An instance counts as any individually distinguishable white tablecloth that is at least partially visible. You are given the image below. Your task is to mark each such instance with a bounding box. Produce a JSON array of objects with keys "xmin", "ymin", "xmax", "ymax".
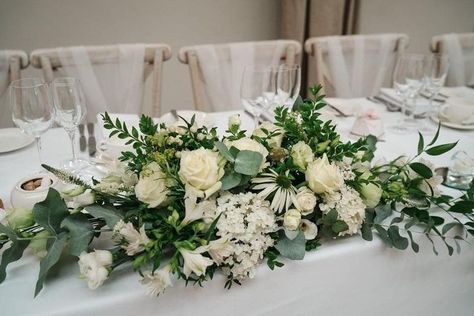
[{"xmin": 1, "ymin": 103, "xmax": 474, "ymax": 316}]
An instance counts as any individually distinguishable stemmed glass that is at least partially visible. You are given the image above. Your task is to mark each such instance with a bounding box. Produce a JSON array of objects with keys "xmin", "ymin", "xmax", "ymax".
[
  {"xmin": 391, "ymin": 54, "xmax": 426, "ymax": 134},
  {"xmin": 10, "ymin": 78, "xmax": 53, "ymax": 164},
  {"xmin": 240, "ymin": 65, "xmax": 277, "ymax": 127},
  {"xmin": 51, "ymin": 77, "xmax": 88, "ymax": 171},
  {"xmin": 275, "ymin": 65, "xmax": 301, "ymax": 109}
]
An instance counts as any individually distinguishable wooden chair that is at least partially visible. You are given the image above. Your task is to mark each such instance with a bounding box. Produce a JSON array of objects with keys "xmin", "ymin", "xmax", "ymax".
[
  {"xmin": 431, "ymin": 33, "xmax": 474, "ymax": 87},
  {"xmin": 30, "ymin": 44, "xmax": 172, "ymax": 117},
  {"xmin": 178, "ymin": 40, "xmax": 301, "ymax": 111},
  {"xmin": 305, "ymin": 34, "xmax": 409, "ymax": 97}
]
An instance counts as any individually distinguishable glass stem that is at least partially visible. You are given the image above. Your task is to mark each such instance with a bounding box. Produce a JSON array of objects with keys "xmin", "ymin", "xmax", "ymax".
[
  {"xmin": 253, "ymin": 114, "xmax": 259, "ymax": 129},
  {"xmin": 67, "ymin": 129, "xmax": 77, "ymax": 161},
  {"xmin": 35, "ymin": 136, "xmax": 42, "ymax": 164}
]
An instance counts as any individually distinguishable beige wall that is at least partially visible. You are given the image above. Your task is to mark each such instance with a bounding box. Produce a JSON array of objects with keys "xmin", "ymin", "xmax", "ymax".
[
  {"xmin": 0, "ymin": 0, "xmax": 281, "ymax": 114},
  {"xmin": 357, "ymin": 0, "xmax": 474, "ymax": 53}
]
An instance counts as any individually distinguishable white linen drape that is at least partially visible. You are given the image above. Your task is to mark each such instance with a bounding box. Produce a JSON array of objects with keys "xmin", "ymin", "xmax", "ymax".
[
  {"xmin": 57, "ymin": 44, "xmax": 146, "ymax": 122},
  {"xmin": 322, "ymin": 35, "xmax": 396, "ymax": 97},
  {"xmin": 441, "ymin": 34, "xmax": 474, "ymax": 86},
  {"xmin": 194, "ymin": 41, "xmax": 286, "ymax": 111},
  {"xmin": 0, "ymin": 52, "xmax": 12, "ymax": 128}
]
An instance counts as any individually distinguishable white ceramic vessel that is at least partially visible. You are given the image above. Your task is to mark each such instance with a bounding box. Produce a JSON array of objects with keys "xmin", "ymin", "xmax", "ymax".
[{"xmin": 10, "ymin": 174, "xmax": 58, "ymax": 209}]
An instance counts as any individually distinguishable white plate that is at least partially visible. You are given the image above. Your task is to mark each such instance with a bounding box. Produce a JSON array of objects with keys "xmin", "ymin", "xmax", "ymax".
[
  {"xmin": 430, "ymin": 115, "xmax": 474, "ymax": 131},
  {"xmin": 0, "ymin": 128, "xmax": 35, "ymax": 153}
]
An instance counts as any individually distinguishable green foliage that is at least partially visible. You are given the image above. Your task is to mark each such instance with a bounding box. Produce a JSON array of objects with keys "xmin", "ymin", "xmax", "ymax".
[
  {"xmin": 33, "ymin": 189, "xmax": 70, "ymax": 235},
  {"xmin": 84, "ymin": 205, "xmax": 124, "ymax": 228},
  {"xmin": 234, "ymin": 151, "xmax": 263, "ymax": 176},
  {"xmin": 275, "ymin": 231, "xmax": 306, "ymax": 260},
  {"xmin": 0, "ymin": 223, "xmax": 30, "ymax": 283},
  {"xmin": 61, "ymin": 214, "xmax": 94, "ymax": 256}
]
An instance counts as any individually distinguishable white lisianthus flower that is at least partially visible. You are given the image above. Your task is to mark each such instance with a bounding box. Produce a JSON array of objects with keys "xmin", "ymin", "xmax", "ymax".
[
  {"xmin": 252, "ymin": 121, "xmax": 284, "ymax": 148},
  {"xmin": 178, "ymin": 148, "xmax": 225, "ymax": 198},
  {"xmin": 300, "ymin": 219, "xmax": 318, "ymax": 240},
  {"xmin": 113, "ymin": 220, "xmax": 150, "ymax": 256},
  {"xmin": 135, "ymin": 162, "xmax": 170, "ymax": 208},
  {"xmin": 305, "ymin": 154, "xmax": 343, "ymax": 194},
  {"xmin": 179, "ymin": 247, "xmax": 214, "ymax": 277},
  {"xmin": 140, "ymin": 265, "xmax": 173, "ymax": 297},
  {"xmin": 283, "ymin": 209, "xmax": 301, "ymax": 231},
  {"xmin": 290, "ymin": 141, "xmax": 314, "ymax": 171},
  {"xmin": 228, "ymin": 114, "xmax": 241, "ymax": 129},
  {"xmin": 182, "ymin": 191, "xmax": 217, "ymax": 225},
  {"xmin": 231, "ymin": 137, "xmax": 269, "ymax": 170},
  {"xmin": 295, "ymin": 187, "xmax": 317, "ymax": 215},
  {"xmin": 207, "ymin": 237, "xmax": 233, "ymax": 265},
  {"xmin": 359, "ymin": 172, "xmax": 383, "ymax": 208},
  {"xmin": 78, "ymin": 250, "xmax": 113, "ymax": 289}
]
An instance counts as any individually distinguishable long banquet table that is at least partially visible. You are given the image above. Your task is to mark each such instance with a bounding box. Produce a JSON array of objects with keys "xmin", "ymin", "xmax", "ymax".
[{"xmin": 1, "ymin": 100, "xmax": 474, "ymax": 316}]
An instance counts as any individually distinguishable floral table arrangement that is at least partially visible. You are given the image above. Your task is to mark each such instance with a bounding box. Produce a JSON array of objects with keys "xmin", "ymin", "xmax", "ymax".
[{"xmin": 0, "ymin": 86, "xmax": 473, "ymax": 297}]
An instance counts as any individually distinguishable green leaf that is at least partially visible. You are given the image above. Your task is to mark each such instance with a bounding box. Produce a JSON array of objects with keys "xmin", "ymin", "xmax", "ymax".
[
  {"xmin": 215, "ymin": 141, "xmax": 234, "ymax": 163},
  {"xmin": 324, "ymin": 209, "xmax": 338, "ymax": 224},
  {"xmin": 61, "ymin": 214, "xmax": 94, "ymax": 256},
  {"xmin": 428, "ymin": 123, "xmax": 441, "ymax": 146},
  {"xmin": 0, "ymin": 223, "xmax": 29, "ymax": 283},
  {"xmin": 84, "ymin": 205, "xmax": 124, "ymax": 228},
  {"xmin": 374, "ymin": 224, "xmax": 392, "ymax": 247},
  {"xmin": 406, "ymin": 231, "xmax": 419, "ymax": 253},
  {"xmin": 442, "ymin": 222, "xmax": 458, "ymax": 235},
  {"xmin": 206, "ymin": 213, "xmax": 222, "ymax": 242},
  {"xmin": 361, "ymin": 213, "xmax": 373, "ymax": 241},
  {"xmin": 33, "ymin": 188, "xmax": 70, "ymax": 235},
  {"xmin": 425, "ymin": 141, "xmax": 458, "ymax": 156},
  {"xmin": 234, "ymin": 150, "xmax": 263, "ymax": 176},
  {"xmin": 448, "ymin": 200, "xmax": 474, "ymax": 214},
  {"xmin": 417, "ymin": 132, "xmax": 424, "ymax": 155},
  {"xmin": 409, "ymin": 162, "xmax": 433, "ymax": 179},
  {"xmin": 292, "ymin": 95, "xmax": 304, "ymax": 111},
  {"xmin": 35, "ymin": 233, "xmax": 68, "ymax": 297},
  {"xmin": 374, "ymin": 205, "xmax": 392, "ymax": 224},
  {"xmin": 275, "ymin": 231, "xmax": 306, "ymax": 260},
  {"xmin": 332, "ymin": 220, "xmax": 349, "ymax": 234},
  {"xmin": 387, "ymin": 226, "xmax": 409, "ymax": 250},
  {"xmin": 220, "ymin": 170, "xmax": 242, "ymax": 190}
]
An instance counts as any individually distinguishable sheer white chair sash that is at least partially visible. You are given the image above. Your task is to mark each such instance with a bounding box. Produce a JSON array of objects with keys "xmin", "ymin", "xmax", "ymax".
[{"xmin": 436, "ymin": 33, "xmax": 474, "ymax": 86}]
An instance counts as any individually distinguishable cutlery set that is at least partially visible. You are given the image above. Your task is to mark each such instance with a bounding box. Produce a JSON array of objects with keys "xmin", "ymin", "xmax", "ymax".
[{"xmin": 78, "ymin": 123, "xmax": 96, "ymax": 157}]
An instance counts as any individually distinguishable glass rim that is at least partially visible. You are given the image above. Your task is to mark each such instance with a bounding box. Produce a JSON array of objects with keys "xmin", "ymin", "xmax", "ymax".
[
  {"xmin": 52, "ymin": 77, "xmax": 81, "ymax": 85},
  {"xmin": 10, "ymin": 78, "xmax": 46, "ymax": 89}
]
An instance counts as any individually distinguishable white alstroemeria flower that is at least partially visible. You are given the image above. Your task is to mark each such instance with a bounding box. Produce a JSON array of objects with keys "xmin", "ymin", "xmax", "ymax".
[
  {"xmin": 182, "ymin": 190, "xmax": 217, "ymax": 225},
  {"xmin": 68, "ymin": 189, "xmax": 95, "ymax": 209},
  {"xmin": 207, "ymin": 238, "xmax": 233, "ymax": 265},
  {"xmin": 78, "ymin": 250, "xmax": 113, "ymax": 289},
  {"xmin": 179, "ymin": 247, "xmax": 214, "ymax": 277},
  {"xmin": 113, "ymin": 220, "xmax": 150, "ymax": 256},
  {"xmin": 140, "ymin": 265, "xmax": 173, "ymax": 297},
  {"xmin": 300, "ymin": 219, "xmax": 318, "ymax": 240}
]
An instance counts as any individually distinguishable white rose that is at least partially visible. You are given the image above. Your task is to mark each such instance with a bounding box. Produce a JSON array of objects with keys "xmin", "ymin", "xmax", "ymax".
[
  {"xmin": 283, "ymin": 209, "xmax": 301, "ymax": 231},
  {"xmin": 78, "ymin": 250, "xmax": 113, "ymax": 289},
  {"xmin": 252, "ymin": 122, "xmax": 284, "ymax": 148},
  {"xmin": 135, "ymin": 162, "xmax": 170, "ymax": 208},
  {"xmin": 291, "ymin": 141, "xmax": 314, "ymax": 171},
  {"xmin": 228, "ymin": 114, "xmax": 241, "ymax": 129},
  {"xmin": 140, "ymin": 265, "xmax": 173, "ymax": 297},
  {"xmin": 305, "ymin": 154, "xmax": 343, "ymax": 194},
  {"xmin": 231, "ymin": 137, "xmax": 269, "ymax": 170},
  {"xmin": 179, "ymin": 148, "xmax": 225, "ymax": 198},
  {"xmin": 113, "ymin": 220, "xmax": 150, "ymax": 256},
  {"xmin": 295, "ymin": 187, "xmax": 317, "ymax": 215},
  {"xmin": 300, "ymin": 219, "xmax": 318, "ymax": 240},
  {"xmin": 359, "ymin": 172, "xmax": 383, "ymax": 209},
  {"xmin": 179, "ymin": 247, "xmax": 214, "ymax": 277}
]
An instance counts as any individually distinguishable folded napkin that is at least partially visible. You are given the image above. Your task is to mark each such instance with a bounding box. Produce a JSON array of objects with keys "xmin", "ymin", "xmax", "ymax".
[
  {"xmin": 351, "ymin": 109, "xmax": 385, "ymax": 139},
  {"xmin": 441, "ymin": 87, "xmax": 474, "ymax": 104}
]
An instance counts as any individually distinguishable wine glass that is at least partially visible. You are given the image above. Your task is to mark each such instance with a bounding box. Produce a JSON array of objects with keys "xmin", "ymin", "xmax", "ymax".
[
  {"xmin": 10, "ymin": 78, "xmax": 53, "ymax": 164},
  {"xmin": 391, "ymin": 54, "xmax": 426, "ymax": 134},
  {"xmin": 240, "ymin": 65, "xmax": 277, "ymax": 127},
  {"xmin": 51, "ymin": 77, "xmax": 88, "ymax": 171},
  {"xmin": 424, "ymin": 54, "xmax": 449, "ymax": 111},
  {"xmin": 275, "ymin": 64, "xmax": 301, "ymax": 109}
]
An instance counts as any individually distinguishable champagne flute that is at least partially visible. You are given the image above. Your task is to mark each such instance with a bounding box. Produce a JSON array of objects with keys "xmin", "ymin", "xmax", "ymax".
[
  {"xmin": 276, "ymin": 64, "xmax": 301, "ymax": 109},
  {"xmin": 391, "ymin": 54, "xmax": 426, "ymax": 134},
  {"xmin": 240, "ymin": 65, "xmax": 277, "ymax": 127},
  {"xmin": 10, "ymin": 78, "xmax": 53, "ymax": 164},
  {"xmin": 51, "ymin": 77, "xmax": 88, "ymax": 170}
]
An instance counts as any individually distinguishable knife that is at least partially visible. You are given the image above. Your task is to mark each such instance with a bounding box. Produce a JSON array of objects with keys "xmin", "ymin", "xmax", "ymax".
[
  {"xmin": 78, "ymin": 124, "xmax": 86, "ymax": 152},
  {"xmin": 87, "ymin": 123, "xmax": 96, "ymax": 157}
]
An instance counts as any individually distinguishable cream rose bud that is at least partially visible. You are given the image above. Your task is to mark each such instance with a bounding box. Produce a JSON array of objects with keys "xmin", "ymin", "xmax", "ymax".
[
  {"xmin": 179, "ymin": 148, "xmax": 225, "ymax": 198},
  {"xmin": 228, "ymin": 114, "xmax": 241, "ymax": 129},
  {"xmin": 295, "ymin": 187, "xmax": 317, "ymax": 215},
  {"xmin": 283, "ymin": 209, "xmax": 301, "ymax": 231},
  {"xmin": 305, "ymin": 154, "xmax": 343, "ymax": 194},
  {"xmin": 252, "ymin": 121, "xmax": 284, "ymax": 148},
  {"xmin": 78, "ymin": 250, "xmax": 113, "ymax": 289},
  {"xmin": 300, "ymin": 219, "xmax": 318, "ymax": 240},
  {"xmin": 135, "ymin": 162, "xmax": 170, "ymax": 208},
  {"xmin": 290, "ymin": 141, "xmax": 314, "ymax": 171},
  {"xmin": 231, "ymin": 137, "xmax": 269, "ymax": 170},
  {"xmin": 359, "ymin": 172, "xmax": 383, "ymax": 208}
]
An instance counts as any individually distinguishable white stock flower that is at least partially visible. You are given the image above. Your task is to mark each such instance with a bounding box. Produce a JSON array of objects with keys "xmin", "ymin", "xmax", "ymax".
[
  {"xmin": 291, "ymin": 141, "xmax": 314, "ymax": 171},
  {"xmin": 300, "ymin": 219, "xmax": 318, "ymax": 240},
  {"xmin": 283, "ymin": 209, "xmax": 301, "ymax": 231},
  {"xmin": 231, "ymin": 137, "xmax": 269, "ymax": 171},
  {"xmin": 78, "ymin": 250, "xmax": 113, "ymax": 289},
  {"xmin": 182, "ymin": 192, "xmax": 217, "ymax": 225},
  {"xmin": 228, "ymin": 114, "xmax": 241, "ymax": 129},
  {"xmin": 252, "ymin": 122, "xmax": 284, "ymax": 148},
  {"xmin": 113, "ymin": 220, "xmax": 150, "ymax": 256},
  {"xmin": 305, "ymin": 154, "xmax": 343, "ymax": 194},
  {"xmin": 140, "ymin": 265, "xmax": 173, "ymax": 297},
  {"xmin": 179, "ymin": 148, "xmax": 225, "ymax": 198},
  {"xmin": 135, "ymin": 162, "xmax": 170, "ymax": 208},
  {"xmin": 295, "ymin": 187, "xmax": 317, "ymax": 215},
  {"xmin": 179, "ymin": 247, "xmax": 214, "ymax": 277}
]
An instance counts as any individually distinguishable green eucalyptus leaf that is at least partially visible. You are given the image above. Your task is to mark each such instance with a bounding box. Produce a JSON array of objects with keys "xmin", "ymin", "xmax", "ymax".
[
  {"xmin": 448, "ymin": 200, "xmax": 474, "ymax": 214},
  {"xmin": 442, "ymin": 222, "xmax": 458, "ymax": 235},
  {"xmin": 425, "ymin": 142, "xmax": 458, "ymax": 156},
  {"xmin": 215, "ymin": 142, "xmax": 234, "ymax": 162},
  {"xmin": 220, "ymin": 170, "xmax": 242, "ymax": 190},
  {"xmin": 84, "ymin": 205, "xmax": 124, "ymax": 228},
  {"xmin": 387, "ymin": 226, "xmax": 409, "ymax": 250},
  {"xmin": 406, "ymin": 231, "xmax": 419, "ymax": 253},
  {"xmin": 409, "ymin": 162, "xmax": 433, "ymax": 179},
  {"xmin": 61, "ymin": 214, "xmax": 94, "ymax": 256},
  {"xmin": 234, "ymin": 150, "xmax": 263, "ymax": 176},
  {"xmin": 275, "ymin": 230, "xmax": 306, "ymax": 260},
  {"xmin": 374, "ymin": 224, "xmax": 392, "ymax": 247},
  {"xmin": 332, "ymin": 220, "xmax": 349, "ymax": 234},
  {"xmin": 0, "ymin": 223, "xmax": 29, "ymax": 283},
  {"xmin": 374, "ymin": 205, "xmax": 392, "ymax": 224},
  {"xmin": 33, "ymin": 188, "xmax": 70, "ymax": 235}
]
